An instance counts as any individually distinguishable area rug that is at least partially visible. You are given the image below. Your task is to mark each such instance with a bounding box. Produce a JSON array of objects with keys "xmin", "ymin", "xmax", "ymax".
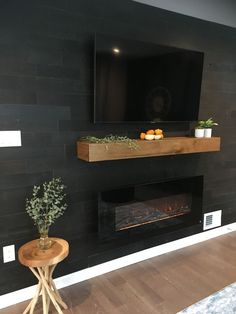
[{"xmin": 177, "ymin": 282, "xmax": 236, "ymax": 314}]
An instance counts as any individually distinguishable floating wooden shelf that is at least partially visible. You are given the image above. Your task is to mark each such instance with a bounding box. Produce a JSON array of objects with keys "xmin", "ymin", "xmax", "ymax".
[{"xmin": 77, "ymin": 137, "xmax": 221, "ymax": 162}]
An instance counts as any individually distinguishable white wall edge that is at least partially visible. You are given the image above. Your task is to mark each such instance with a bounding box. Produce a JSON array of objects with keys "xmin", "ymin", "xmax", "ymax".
[{"xmin": 1, "ymin": 222, "xmax": 236, "ymax": 309}]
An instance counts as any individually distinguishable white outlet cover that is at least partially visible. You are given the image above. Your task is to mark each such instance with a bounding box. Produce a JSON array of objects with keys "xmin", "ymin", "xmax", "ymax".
[
  {"xmin": 0, "ymin": 131, "xmax": 21, "ymax": 147},
  {"xmin": 3, "ymin": 245, "xmax": 15, "ymax": 263}
]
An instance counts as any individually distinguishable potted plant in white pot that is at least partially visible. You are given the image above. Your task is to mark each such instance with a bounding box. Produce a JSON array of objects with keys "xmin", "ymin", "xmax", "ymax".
[
  {"xmin": 194, "ymin": 125, "xmax": 204, "ymax": 138},
  {"xmin": 197, "ymin": 118, "xmax": 218, "ymax": 138},
  {"xmin": 26, "ymin": 177, "xmax": 67, "ymax": 250}
]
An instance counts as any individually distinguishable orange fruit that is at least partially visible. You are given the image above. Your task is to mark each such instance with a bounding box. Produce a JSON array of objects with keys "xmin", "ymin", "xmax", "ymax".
[
  {"xmin": 140, "ymin": 132, "xmax": 146, "ymax": 140},
  {"xmin": 146, "ymin": 129, "xmax": 155, "ymax": 135},
  {"xmin": 155, "ymin": 129, "xmax": 163, "ymax": 135}
]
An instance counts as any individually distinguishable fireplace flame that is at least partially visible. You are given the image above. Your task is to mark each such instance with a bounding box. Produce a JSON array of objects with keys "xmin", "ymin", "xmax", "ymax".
[{"xmin": 116, "ymin": 193, "xmax": 191, "ymax": 231}]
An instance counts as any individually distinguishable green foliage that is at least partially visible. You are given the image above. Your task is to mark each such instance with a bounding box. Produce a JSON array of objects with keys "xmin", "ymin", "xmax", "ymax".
[
  {"xmin": 26, "ymin": 178, "xmax": 67, "ymax": 232},
  {"xmin": 197, "ymin": 118, "xmax": 218, "ymax": 128},
  {"xmin": 81, "ymin": 135, "xmax": 139, "ymax": 150}
]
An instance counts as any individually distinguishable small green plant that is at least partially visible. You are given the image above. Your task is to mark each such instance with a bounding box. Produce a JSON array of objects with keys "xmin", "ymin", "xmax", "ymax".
[
  {"xmin": 197, "ymin": 117, "xmax": 218, "ymax": 128},
  {"xmin": 26, "ymin": 178, "xmax": 67, "ymax": 234},
  {"xmin": 81, "ymin": 135, "xmax": 139, "ymax": 150},
  {"xmin": 195, "ymin": 125, "xmax": 204, "ymax": 129}
]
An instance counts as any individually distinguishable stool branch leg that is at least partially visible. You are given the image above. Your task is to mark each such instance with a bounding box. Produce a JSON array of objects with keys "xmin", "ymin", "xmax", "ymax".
[
  {"xmin": 23, "ymin": 282, "xmax": 41, "ymax": 314},
  {"xmin": 37, "ymin": 266, "xmax": 64, "ymax": 314},
  {"xmin": 49, "ymin": 265, "xmax": 68, "ymax": 310},
  {"xmin": 45, "ymin": 266, "xmax": 50, "ymax": 313},
  {"xmin": 23, "ymin": 265, "xmax": 67, "ymax": 314},
  {"xmin": 30, "ymin": 282, "xmax": 42, "ymax": 314}
]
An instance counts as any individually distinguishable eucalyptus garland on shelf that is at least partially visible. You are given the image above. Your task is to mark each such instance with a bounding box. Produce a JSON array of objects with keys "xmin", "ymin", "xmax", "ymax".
[{"xmin": 81, "ymin": 135, "xmax": 139, "ymax": 150}]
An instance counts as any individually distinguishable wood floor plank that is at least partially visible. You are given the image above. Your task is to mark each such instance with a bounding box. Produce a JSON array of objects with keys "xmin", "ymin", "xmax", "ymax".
[{"xmin": 2, "ymin": 231, "xmax": 236, "ymax": 314}]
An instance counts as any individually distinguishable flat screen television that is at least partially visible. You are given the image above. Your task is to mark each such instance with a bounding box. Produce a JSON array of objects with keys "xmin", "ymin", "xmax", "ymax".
[{"xmin": 94, "ymin": 34, "xmax": 204, "ymax": 123}]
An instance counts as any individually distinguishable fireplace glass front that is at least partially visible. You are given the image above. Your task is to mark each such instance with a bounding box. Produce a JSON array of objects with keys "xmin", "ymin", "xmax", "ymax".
[{"xmin": 98, "ymin": 176, "xmax": 203, "ymax": 238}]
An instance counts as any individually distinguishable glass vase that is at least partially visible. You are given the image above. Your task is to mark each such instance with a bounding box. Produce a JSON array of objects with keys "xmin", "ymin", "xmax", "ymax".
[{"xmin": 38, "ymin": 226, "xmax": 52, "ymax": 250}]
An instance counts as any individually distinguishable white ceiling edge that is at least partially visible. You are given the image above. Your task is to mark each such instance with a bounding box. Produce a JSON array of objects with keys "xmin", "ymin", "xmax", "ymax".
[{"xmin": 133, "ymin": 0, "xmax": 236, "ymax": 29}]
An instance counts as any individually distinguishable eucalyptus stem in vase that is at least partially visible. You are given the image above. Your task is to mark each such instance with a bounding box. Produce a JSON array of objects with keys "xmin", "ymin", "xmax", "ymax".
[{"xmin": 26, "ymin": 178, "xmax": 67, "ymax": 250}]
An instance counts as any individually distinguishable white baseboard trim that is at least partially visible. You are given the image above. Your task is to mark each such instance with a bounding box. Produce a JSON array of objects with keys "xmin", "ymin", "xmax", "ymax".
[{"xmin": 1, "ymin": 222, "xmax": 236, "ymax": 310}]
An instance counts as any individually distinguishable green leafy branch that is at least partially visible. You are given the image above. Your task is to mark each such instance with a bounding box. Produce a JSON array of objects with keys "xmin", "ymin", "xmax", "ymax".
[
  {"xmin": 197, "ymin": 117, "xmax": 218, "ymax": 128},
  {"xmin": 81, "ymin": 135, "xmax": 139, "ymax": 150},
  {"xmin": 26, "ymin": 177, "xmax": 67, "ymax": 233}
]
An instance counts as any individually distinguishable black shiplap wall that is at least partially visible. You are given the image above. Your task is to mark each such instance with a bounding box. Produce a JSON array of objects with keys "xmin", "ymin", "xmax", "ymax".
[{"xmin": 0, "ymin": 0, "xmax": 235, "ymax": 294}]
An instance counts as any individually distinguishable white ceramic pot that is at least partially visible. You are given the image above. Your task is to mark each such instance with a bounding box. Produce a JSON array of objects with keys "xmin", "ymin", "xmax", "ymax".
[
  {"xmin": 204, "ymin": 128, "xmax": 212, "ymax": 138},
  {"xmin": 195, "ymin": 128, "xmax": 204, "ymax": 138}
]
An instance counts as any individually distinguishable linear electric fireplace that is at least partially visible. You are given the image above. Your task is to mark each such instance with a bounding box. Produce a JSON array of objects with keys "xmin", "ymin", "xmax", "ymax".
[{"xmin": 98, "ymin": 176, "xmax": 203, "ymax": 239}]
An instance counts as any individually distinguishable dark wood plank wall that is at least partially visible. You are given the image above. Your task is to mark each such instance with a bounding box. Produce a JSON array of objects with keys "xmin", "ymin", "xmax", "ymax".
[{"xmin": 0, "ymin": 0, "xmax": 235, "ymax": 294}]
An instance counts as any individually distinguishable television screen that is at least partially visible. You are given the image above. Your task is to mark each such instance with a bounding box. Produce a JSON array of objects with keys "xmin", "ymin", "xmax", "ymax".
[{"xmin": 94, "ymin": 34, "xmax": 204, "ymax": 123}]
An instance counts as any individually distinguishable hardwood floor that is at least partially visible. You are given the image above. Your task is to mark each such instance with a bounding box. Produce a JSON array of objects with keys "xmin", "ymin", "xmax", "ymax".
[{"xmin": 2, "ymin": 231, "xmax": 236, "ymax": 314}]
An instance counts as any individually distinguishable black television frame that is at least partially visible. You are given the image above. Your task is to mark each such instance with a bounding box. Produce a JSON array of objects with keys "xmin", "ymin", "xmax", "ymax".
[{"xmin": 93, "ymin": 33, "xmax": 204, "ymax": 124}]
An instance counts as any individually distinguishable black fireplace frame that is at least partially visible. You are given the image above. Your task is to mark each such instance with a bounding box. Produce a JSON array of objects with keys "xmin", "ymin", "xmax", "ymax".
[{"xmin": 98, "ymin": 176, "xmax": 203, "ymax": 240}]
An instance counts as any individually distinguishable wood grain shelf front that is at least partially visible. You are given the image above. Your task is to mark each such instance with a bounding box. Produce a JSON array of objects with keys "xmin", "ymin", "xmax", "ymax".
[{"xmin": 77, "ymin": 137, "xmax": 221, "ymax": 162}]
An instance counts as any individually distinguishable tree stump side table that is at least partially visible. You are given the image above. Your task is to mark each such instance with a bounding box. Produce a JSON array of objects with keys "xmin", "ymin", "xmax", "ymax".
[{"xmin": 18, "ymin": 238, "xmax": 69, "ymax": 314}]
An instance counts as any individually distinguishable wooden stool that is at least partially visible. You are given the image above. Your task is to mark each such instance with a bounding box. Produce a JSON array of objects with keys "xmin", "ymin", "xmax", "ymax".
[{"xmin": 18, "ymin": 238, "xmax": 69, "ymax": 314}]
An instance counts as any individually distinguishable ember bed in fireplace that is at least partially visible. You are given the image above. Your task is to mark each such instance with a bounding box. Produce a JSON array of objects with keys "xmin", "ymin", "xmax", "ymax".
[{"xmin": 98, "ymin": 176, "xmax": 203, "ymax": 239}]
